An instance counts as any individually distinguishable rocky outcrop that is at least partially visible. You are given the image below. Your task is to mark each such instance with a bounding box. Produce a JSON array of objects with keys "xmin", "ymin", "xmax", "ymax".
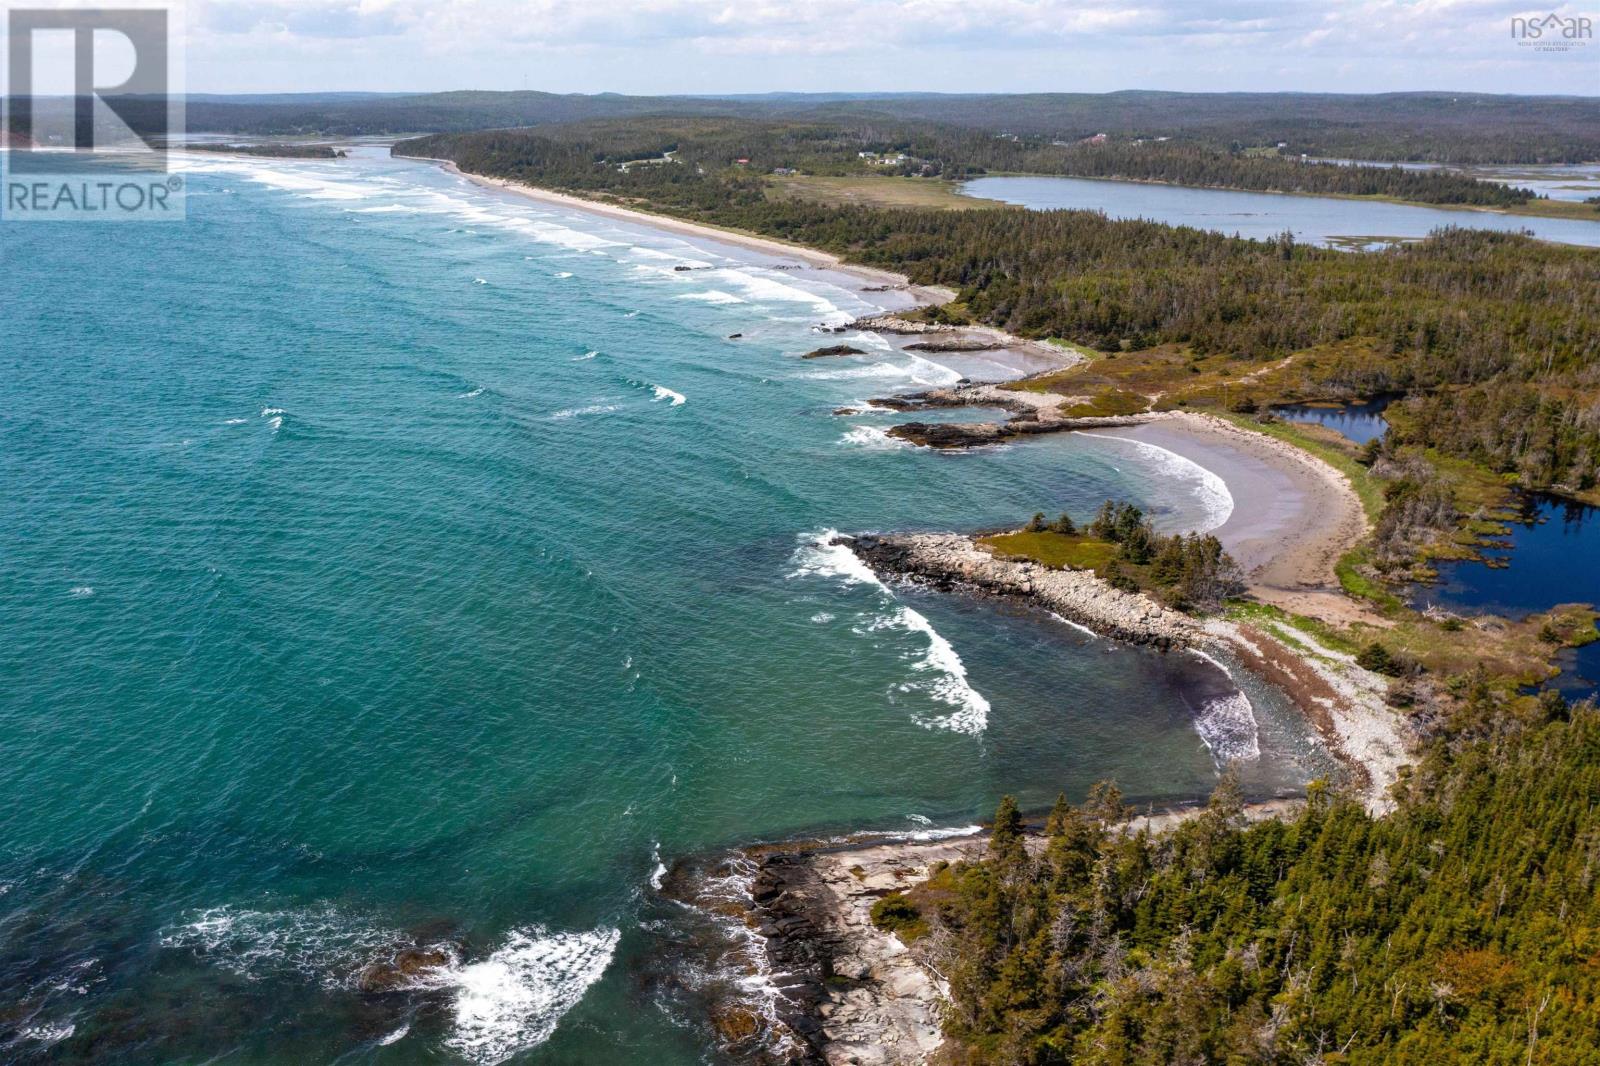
[
  {"xmin": 742, "ymin": 835, "xmax": 988, "ymax": 1065},
  {"xmin": 902, "ymin": 339, "xmax": 1004, "ymax": 353},
  {"xmin": 356, "ymin": 944, "xmax": 459, "ymax": 993},
  {"xmin": 872, "ymin": 384, "xmax": 1149, "ymax": 449},
  {"xmin": 827, "ymin": 314, "xmax": 956, "ymax": 335},
  {"xmin": 804, "ymin": 344, "xmax": 868, "ymax": 359},
  {"xmin": 844, "ymin": 532, "xmax": 1199, "ymax": 650}
]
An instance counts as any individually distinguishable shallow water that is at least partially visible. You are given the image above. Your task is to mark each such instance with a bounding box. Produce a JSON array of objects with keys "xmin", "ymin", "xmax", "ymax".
[
  {"xmin": 1, "ymin": 149, "xmax": 1320, "ymax": 1063},
  {"xmin": 960, "ymin": 175, "xmax": 1600, "ymax": 248}
]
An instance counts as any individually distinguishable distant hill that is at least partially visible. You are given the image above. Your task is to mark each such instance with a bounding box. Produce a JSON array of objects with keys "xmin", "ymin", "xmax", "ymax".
[{"xmin": 15, "ymin": 90, "xmax": 1599, "ymax": 163}]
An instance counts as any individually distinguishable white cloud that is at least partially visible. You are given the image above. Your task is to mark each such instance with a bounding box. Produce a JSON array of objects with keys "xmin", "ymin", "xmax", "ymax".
[{"xmin": 175, "ymin": 0, "xmax": 1600, "ymax": 92}]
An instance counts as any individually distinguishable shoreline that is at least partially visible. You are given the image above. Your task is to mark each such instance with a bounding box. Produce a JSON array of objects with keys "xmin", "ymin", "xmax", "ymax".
[
  {"xmin": 434, "ymin": 159, "xmax": 954, "ymax": 305},
  {"xmin": 417, "ymin": 157, "xmax": 1074, "ymax": 370},
  {"xmin": 666, "ymin": 797, "xmax": 1304, "ymax": 1065},
  {"xmin": 409, "ymin": 149, "xmax": 1414, "ymax": 1059}
]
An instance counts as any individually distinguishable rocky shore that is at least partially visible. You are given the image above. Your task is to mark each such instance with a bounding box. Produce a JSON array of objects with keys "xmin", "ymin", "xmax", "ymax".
[
  {"xmin": 846, "ymin": 532, "xmax": 1198, "ymax": 649},
  {"xmin": 671, "ymin": 798, "xmax": 1309, "ymax": 1065},
  {"xmin": 842, "ymin": 531, "xmax": 1410, "ymax": 812}
]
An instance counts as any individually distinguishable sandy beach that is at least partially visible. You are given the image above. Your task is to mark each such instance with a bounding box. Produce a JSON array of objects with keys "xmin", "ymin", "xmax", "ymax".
[
  {"xmin": 426, "ymin": 160, "xmax": 1076, "ymax": 378},
  {"xmin": 439, "ymin": 161, "xmax": 955, "ymax": 305},
  {"xmin": 1088, "ymin": 412, "xmax": 1375, "ymax": 625}
]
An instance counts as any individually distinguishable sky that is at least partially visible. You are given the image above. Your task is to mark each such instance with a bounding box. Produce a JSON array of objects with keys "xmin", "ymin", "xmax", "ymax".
[{"xmin": 11, "ymin": 0, "xmax": 1600, "ymax": 95}]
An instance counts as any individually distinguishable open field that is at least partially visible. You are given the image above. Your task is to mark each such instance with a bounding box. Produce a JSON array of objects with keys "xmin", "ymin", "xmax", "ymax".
[{"xmin": 767, "ymin": 174, "xmax": 1008, "ymax": 211}]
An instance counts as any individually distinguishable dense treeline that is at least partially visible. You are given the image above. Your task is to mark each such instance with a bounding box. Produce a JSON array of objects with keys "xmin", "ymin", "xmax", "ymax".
[
  {"xmin": 1031, "ymin": 501, "xmax": 1244, "ymax": 610},
  {"xmin": 405, "ymin": 117, "xmax": 1535, "ymax": 206},
  {"xmin": 901, "ymin": 691, "xmax": 1600, "ymax": 1064},
  {"xmin": 149, "ymin": 90, "xmax": 1600, "ymax": 163}
]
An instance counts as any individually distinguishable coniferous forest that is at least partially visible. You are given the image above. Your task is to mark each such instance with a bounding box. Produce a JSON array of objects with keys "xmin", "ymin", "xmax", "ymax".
[{"xmin": 901, "ymin": 690, "xmax": 1600, "ymax": 1065}]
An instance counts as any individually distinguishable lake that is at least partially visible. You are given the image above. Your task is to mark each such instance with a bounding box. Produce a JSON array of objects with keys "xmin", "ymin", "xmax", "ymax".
[
  {"xmin": 1272, "ymin": 398, "xmax": 1391, "ymax": 445},
  {"xmin": 1410, "ymin": 493, "xmax": 1600, "ymax": 700},
  {"xmin": 959, "ymin": 175, "xmax": 1600, "ymax": 249}
]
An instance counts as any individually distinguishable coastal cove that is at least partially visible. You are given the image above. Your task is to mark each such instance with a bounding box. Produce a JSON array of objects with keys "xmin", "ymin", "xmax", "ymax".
[{"xmin": 1, "ymin": 149, "xmax": 1353, "ymax": 1065}]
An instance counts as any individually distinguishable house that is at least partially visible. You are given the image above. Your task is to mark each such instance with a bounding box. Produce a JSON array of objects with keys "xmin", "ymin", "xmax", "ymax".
[
  {"xmin": 772, "ymin": 167, "xmax": 798, "ymax": 176},
  {"xmin": 734, "ymin": 157, "xmax": 750, "ymax": 166},
  {"xmin": 1082, "ymin": 132, "xmax": 1109, "ymax": 145}
]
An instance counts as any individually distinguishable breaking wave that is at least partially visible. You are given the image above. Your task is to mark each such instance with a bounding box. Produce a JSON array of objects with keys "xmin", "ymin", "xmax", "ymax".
[
  {"xmin": 789, "ymin": 530, "xmax": 990, "ymax": 734},
  {"xmin": 1089, "ymin": 434, "xmax": 1234, "ymax": 532},
  {"xmin": 158, "ymin": 905, "xmax": 617, "ymax": 1064}
]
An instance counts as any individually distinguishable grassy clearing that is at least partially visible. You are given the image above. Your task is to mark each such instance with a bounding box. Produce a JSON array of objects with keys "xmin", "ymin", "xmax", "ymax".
[
  {"xmin": 978, "ymin": 531, "xmax": 1119, "ymax": 572},
  {"xmin": 1227, "ymin": 601, "xmax": 1364, "ymax": 656},
  {"xmin": 767, "ymin": 174, "xmax": 1007, "ymax": 211}
]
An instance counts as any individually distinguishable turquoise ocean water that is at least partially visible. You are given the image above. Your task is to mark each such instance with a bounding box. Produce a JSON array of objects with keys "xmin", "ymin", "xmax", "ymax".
[{"xmin": 1, "ymin": 149, "xmax": 1322, "ymax": 1063}]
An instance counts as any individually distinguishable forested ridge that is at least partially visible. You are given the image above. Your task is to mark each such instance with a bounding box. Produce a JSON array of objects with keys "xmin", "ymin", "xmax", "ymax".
[
  {"xmin": 400, "ymin": 122, "xmax": 1600, "ymax": 498},
  {"xmin": 151, "ymin": 90, "xmax": 1600, "ymax": 163},
  {"xmin": 404, "ymin": 118, "xmax": 1540, "ymax": 206},
  {"xmin": 888, "ymin": 689, "xmax": 1600, "ymax": 1065}
]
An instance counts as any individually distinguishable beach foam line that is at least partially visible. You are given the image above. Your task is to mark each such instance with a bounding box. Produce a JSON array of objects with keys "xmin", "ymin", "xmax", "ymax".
[
  {"xmin": 1187, "ymin": 650, "xmax": 1262, "ymax": 764},
  {"xmin": 650, "ymin": 385, "xmax": 687, "ymax": 406},
  {"xmin": 1088, "ymin": 433, "xmax": 1235, "ymax": 532},
  {"xmin": 1192, "ymin": 691, "xmax": 1262, "ymax": 764},
  {"xmin": 674, "ymin": 289, "xmax": 745, "ymax": 304}
]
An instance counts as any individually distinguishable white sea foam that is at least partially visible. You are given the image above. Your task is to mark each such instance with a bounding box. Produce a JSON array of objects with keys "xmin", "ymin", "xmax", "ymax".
[
  {"xmin": 260, "ymin": 407, "xmax": 284, "ymax": 416},
  {"xmin": 810, "ymin": 611, "xmax": 835, "ymax": 624},
  {"xmin": 474, "ymin": 278, "xmax": 488, "ymax": 285},
  {"xmin": 1047, "ymin": 611, "xmax": 1098, "ymax": 639},
  {"xmin": 873, "ymin": 605, "xmax": 991, "ymax": 735},
  {"xmin": 675, "ymin": 290, "xmax": 745, "ymax": 305},
  {"xmin": 649, "ymin": 842, "xmax": 667, "ymax": 891},
  {"xmin": 1091, "ymin": 434, "xmax": 1234, "ymax": 531},
  {"xmin": 907, "ymin": 823, "xmax": 983, "ymax": 842},
  {"xmin": 694, "ymin": 854, "xmax": 807, "ymax": 1060},
  {"xmin": 838, "ymin": 425, "xmax": 910, "ymax": 451},
  {"xmin": 553, "ymin": 271, "xmax": 574, "ymax": 279},
  {"xmin": 787, "ymin": 529, "xmax": 885, "ymax": 588},
  {"xmin": 158, "ymin": 905, "xmax": 402, "ymax": 990},
  {"xmin": 199, "ymin": 162, "xmax": 373, "ymax": 202},
  {"xmin": 427, "ymin": 927, "xmax": 620, "ymax": 1065},
  {"xmin": 160, "ymin": 905, "xmax": 614, "ymax": 1063},
  {"xmin": 377, "ymin": 1024, "xmax": 411, "ymax": 1046},
  {"xmin": 801, "ymin": 353, "xmax": 962, "ymax": 387},
  {"xmin": 460, "ymin": 386, "xmax": 485, "ymax": 398},
  {"xmin": 68, "ymin": 586, "xmax": 94, "ymax": 598},
  {"xmin": 572, "ymin": 350, "xmax": 598, "ymax": 361},
  {"xmin": 1192, "ymin": 691, "xmax": 1262, "ymax": 764},
  {"xmin": 223, "ymin": 417, "xmax": 248, "ymax": 425},
  {"xmin": 789, "ymin": 530, "xmax": 989, "ymax": 734},
  {"xmin": 20, "ymin": 1023, "xmax": 74, "ymax": 1044},
  {"xmin": 650, "ymin": 385, "xmax": 686, "ymax": 406},
  {"xmin": 550, "ymin": 402, "xmax": 622, "ymax": 420},
  {"xmin": 708, "ymin": 268, "xmax": 844, "ymax": 322},
  {"xmin": 1186, "ymin": 650, "xmax": 1261, "ymax": 763}
]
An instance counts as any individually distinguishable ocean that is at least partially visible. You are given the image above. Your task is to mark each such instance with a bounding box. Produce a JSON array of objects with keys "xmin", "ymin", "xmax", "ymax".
[{"xmin": 0, "ymin": 148, "xmax": 1323, "ymax": 1063}]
